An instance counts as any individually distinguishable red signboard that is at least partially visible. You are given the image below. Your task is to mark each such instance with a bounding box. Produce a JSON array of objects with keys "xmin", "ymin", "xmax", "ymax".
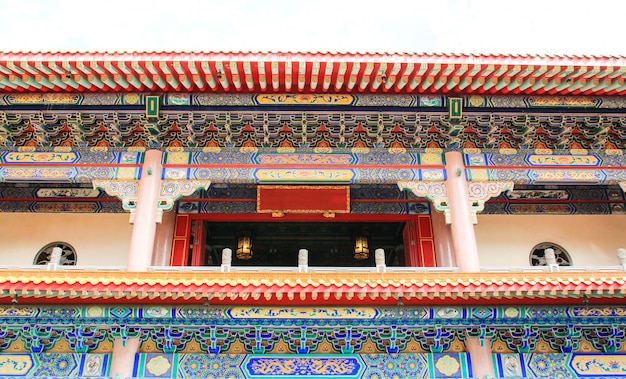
[{"xmin": 257, "ymin": 185, "xmax": 350, "ymax": 216}]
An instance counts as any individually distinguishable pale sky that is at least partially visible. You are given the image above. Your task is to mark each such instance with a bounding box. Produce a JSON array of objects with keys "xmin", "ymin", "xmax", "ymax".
[{"xmin": 0, "ymin": 0, "xmax": 625, "ymax": 55}]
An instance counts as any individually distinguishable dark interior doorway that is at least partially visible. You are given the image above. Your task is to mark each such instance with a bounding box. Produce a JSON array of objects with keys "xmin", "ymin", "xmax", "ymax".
[{"xmin": 200, "ymin": 221, "xmax": 405, "ymax": 267}]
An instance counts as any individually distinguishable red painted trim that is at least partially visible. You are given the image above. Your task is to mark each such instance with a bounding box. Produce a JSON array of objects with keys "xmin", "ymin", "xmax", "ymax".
[
  {"xmin": 178, "ymin": 198, "xmax": 430, "ymax": 204},
  {"xmin": 173, "ymin": 214, "xmax": 190, "ymax": 237},
  {"xmin": 0, "ymin": 163, "xmax": 141, "ymax": 167},
  {"xmin": 403, "ymin": 219, "xmax": 420, "ymax": 267},
  {"xmin": 184, "ymin": 198, "xmax": 255, "ymax": 203},
  {"xmin": 417, "ymin": 215, "xmax": 433, "ymax": 238},
  {"xmin": 170, "ymin": 214, "xmax": 191, "ymax": 266},
  {"xmin": 0, "ymin": 198, "xmax": 120, "ymax": 202},
  {"xmin": 489, "ymin": 199, "xmax": 626, "ymax": 204},
  {"xmin": 177, "ymin": 197, "xmax": 625, "ymax": 205},
  {"xmin": 419, "ymin": 240, "xmax": 436, "ymax": 266},
  {"xmin": 469, "ymin": 165, "xmax": 626, "ymax": 170},
  {"xmin": 163, "ymin": 164, "xmax": 445, "ymax": 170},
  {"xmin": 190, "ymin": 220, "xmax": 206, "ymax": 266},
  {"xmin": 170, "ymin": 239, "xmax": 188, "ymax": 266},
  {"xmin": 188, "ymin": 212, "xmax": 418, "ymax": 222},
  {"xmin": 417, "ymin": 215, "xmax": 436, "ymax": 267},
  {"xmin": 403, "ymin": 216, "xmax": 437, "ymax": 267}
]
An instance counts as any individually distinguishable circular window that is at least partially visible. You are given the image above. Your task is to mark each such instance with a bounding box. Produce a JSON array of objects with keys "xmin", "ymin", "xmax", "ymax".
[
  {"xmin": 529, "ymin": 242, "xmax": 571, "ymax": 266},
  {"xmin": 34, "ymin": 242, "xmax": 77, "ymax": 265}
]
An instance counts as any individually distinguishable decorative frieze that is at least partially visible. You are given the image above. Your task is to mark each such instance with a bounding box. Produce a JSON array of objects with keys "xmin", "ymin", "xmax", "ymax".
[
  {"xmin": 2, "ymin": 109, "xmax": 626, "ymax": 149},
  {"xmin": 397, "ymin": 181, "xmax": 450, "ymax": 221},
  {"xmin": 467, "ymin": 181, "xmax": 515, "ymax": 223},
  {"xmin": 91, "ymin": 180, "xmax": 139, "ymax": 214},
  {"xmin": 159, "ymin": 180, "xmax": 212, "ymax": 213},
  {"xmin": 398, "ymin": 180, "xmax": 514, "ymax": 224},
  {"xmin": 0, "ymin": 305, "xmax": 625, "ymax": 357},
  {"xmin": 94, "ymin": 180, "xmax": 210, "ymax": 222},
  {"xmin": 3, "ymin": 93, "xmax": 626, "ymax": 108}
]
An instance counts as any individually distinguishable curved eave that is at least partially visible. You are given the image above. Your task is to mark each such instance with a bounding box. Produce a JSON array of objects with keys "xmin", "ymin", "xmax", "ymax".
[
  {"xmin": 0, "ymin": 52, "xmax": 625, "ymax": 96},
  {"xmin": 0, "ymin": 271, "xmax": 624, "ymax": 306}
]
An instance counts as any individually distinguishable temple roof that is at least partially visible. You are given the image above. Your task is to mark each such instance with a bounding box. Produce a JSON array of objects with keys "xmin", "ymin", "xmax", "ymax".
[
  {"xmin": 1, "ymin": 52, "xmax": 625, "ymax": 95},
  {"xmin": 1, "ymin": 270, "xmax": 624, "ymax": 306}
]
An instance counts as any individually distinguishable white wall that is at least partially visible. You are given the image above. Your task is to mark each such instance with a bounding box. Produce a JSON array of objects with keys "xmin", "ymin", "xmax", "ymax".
[
  {"xmin": 475, "ymin": 214, "xmax": 626, "ymax": 267},
  {"xmin": 2, "ymin": 212, "xmax": 623, "ymax": 269},
  {"xmin": 0, "ymin": 213, "xmax": 132, "ymax": 266}
]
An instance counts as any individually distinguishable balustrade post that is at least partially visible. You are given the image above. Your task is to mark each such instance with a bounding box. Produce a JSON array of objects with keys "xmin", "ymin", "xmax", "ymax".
[
  {"xmin": 375, "ymin": 248, "xmax": 386, "ymax": 272},
  {"xmin": 618, "ymin": 248, "xmax": 626, "ymax": 271},
  {"xmin": 221, "ymin": 248, "xmax": 232, "ymax": 272},
  {"xmin": 544, "ymin": 248, "xmax": 560, "ymax": 272},
  {"xmin": 46, "ymin": 246, "xmax": 63, "ymax": 271},
  {"xmin": 299, "ymin": 249, "xmax": 309, "ymax": 273}
]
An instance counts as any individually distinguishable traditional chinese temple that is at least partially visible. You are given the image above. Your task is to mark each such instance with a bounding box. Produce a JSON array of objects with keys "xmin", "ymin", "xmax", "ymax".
[{"xmin": 0, "ymin": 51, "xmax": 625, "ymax": 378}]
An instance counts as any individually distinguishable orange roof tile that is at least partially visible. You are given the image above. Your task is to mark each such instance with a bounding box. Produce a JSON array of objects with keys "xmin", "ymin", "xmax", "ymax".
[{"xmin": 0, "ymin": 270, "xmax": 624, "ymax": 305}]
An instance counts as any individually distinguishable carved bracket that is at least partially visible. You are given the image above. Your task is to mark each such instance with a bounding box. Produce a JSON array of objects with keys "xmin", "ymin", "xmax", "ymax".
[
  {"xmin": 92, "ymin": 180, "xmax": 139, "ymax": 214},
  {"xmin": 397, "ymin": 181, "xmax": 451, "ymax": 222},
  {"xmin": 467, "ymin": 181, "xmax": 514, "ymax": 224},
  {"xmin": 398, "ymin": 180, "xmax": 514, "ymax": 224},
  {"xmin": 619, "ymin": 181, "xmax": 626, "ymax": 194},
  {"xmin": 159, "ymin": 180, "xmax": 211, "ymax": 213},
  {"xmin": 94, "ymin": 179, "xmax": 211, "ymax": 223}
]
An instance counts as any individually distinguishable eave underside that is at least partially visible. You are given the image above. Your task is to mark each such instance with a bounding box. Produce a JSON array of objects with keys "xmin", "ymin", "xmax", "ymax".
[
  {"xmin": 1, "ymin": 108, "xmax": 625, "ymax": 150},
  {"xmin": 1, "ymin": 52, "xmax": 626, "ymax": 95}
]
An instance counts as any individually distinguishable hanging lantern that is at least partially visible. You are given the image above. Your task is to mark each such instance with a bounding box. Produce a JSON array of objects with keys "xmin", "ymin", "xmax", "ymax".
[
  {"xmin": 354, "ymin": 233, "xmax": 370, "ymax": 260},
  {"xmin": 236, "ymin": 231, "xmax": 253, "ymax": 260}
]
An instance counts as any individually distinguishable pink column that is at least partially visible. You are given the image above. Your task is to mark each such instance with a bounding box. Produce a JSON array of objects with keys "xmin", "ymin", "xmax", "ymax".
[
  {"xmin": 127, "ymin": 149, "xmax": 163, "ymax": 271},
  {"xmin": 444, "ymin": 151, "xmax": 480, "ymax": 272},
  {"xmin": 152, "ymin": 209, "xmax": 176, "ymax": 266},
  {"xmin": 430, "ymin": 209, "xmax": 456, "ymax": 267},
  {"xmin": 115, "ymin": 150, "xmax": 162, "ymax": 372},
  {"xmin": 110, "ymin": 338, "xmax": 140, "ymax": 379},
  {"xmin": 466, "ymin": 337, "xmax": 495, "ymax": 378}
]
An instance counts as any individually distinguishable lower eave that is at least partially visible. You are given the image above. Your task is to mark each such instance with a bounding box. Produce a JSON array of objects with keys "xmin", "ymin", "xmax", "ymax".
[
  {"xmin": 1, "ymin": 53, "xmax": 626, "ymax": 95},
  {"xmin": 0, "ymin": 270, "xmax": 624, "ymax": 306}
]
